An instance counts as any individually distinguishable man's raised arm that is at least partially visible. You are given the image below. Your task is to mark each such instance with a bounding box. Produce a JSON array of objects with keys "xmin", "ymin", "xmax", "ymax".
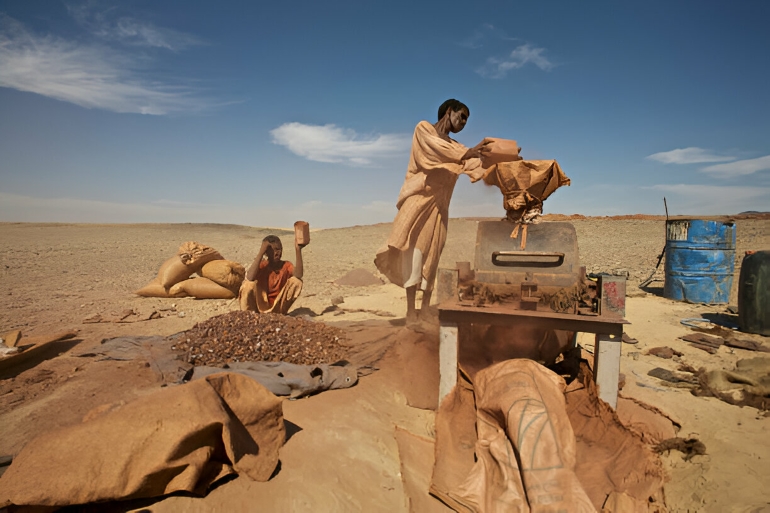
[
  {"xmin": 293, "ymin": 240, "xmax": 304, "ymax": 281},
  {"xmin": 246, "ymin": 240, "xmax": 271, "ymax": 281}
]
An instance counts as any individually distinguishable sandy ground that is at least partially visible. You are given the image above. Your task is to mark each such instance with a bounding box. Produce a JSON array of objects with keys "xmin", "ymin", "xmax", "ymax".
[{"xmin": 1, "ymin": 217, "xmax": 769, "ymax": 512}]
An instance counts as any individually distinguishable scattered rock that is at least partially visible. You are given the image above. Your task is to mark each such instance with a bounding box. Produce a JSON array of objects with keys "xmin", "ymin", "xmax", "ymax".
[
  {"xmin": 647, "ymin": 346, "xmax": 684, "ymax": 359},
  {"xmin": 173, "ymin": 311, "xmax": 348, "ymax": 367},
  {"xmin": 655, "ymin": 437, "xmax": 707, "ymax": 461},
  {"xmin": 1, "ymin": 330, "xmax": 22, "ymax": 348}
]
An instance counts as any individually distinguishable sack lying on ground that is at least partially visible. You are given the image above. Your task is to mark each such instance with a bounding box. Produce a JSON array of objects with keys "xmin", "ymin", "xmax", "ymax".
[
  {"xmin": 201, "ymin": 260, "xmax": 246, "ymax": 291},
  {"xmin": 0, "ymin": 373, "xmax": 284, "ymax": 507},
  {"xmin": 449, "ymin": 359, "xmax": 595, "ymax": 512},
  {"xmin": 160, "ymin": 242, "xmax": 223, "ymax": 289},
  {"xmin": 178, "ymin": 241, "xmax": 223, "ymax": 267},
  {"xmin": 134, "ymin": 277, "xmax": 170, "ymax": 298},
  {"xmin": 431, "ymin": 359, "xmax": 667, "ymax": 513},
  {"xmin": 169, "ymin": 277, "xmax": 236, "ymax": 299},
  {"xmin": 134, "ymin": 242, "xmax": 225, "ymax": 296}
]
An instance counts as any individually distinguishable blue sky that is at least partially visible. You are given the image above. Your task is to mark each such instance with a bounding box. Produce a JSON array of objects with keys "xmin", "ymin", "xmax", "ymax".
[{"xmin": 1, "ymin": 0, "xmax": 768, "ymax": 228}]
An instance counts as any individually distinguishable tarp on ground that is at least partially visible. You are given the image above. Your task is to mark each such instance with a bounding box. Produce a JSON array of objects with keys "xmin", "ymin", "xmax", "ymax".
[
  {"xmin": 431, "ymin": 360, "xmax": 668, "ymax": 513},
  {"xmin": 433, "ymin": 359, "xmax": 595, "ymax": 512},
  {"xmin": 0, "ymin": 373, "xmax": 285, "ymax": 508},
  {"xmin": 190, "ymin": 360, "xmax": 358, "ymax": 399},
  {"xmin": 75, "ymin": 335, "xmax": 191, "ymax": 384}
]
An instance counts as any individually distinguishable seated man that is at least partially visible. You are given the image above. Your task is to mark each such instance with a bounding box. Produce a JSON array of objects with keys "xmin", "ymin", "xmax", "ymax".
[{"xmin": 239, "ymin": 234, "xmax": 304, "ymax": 314}]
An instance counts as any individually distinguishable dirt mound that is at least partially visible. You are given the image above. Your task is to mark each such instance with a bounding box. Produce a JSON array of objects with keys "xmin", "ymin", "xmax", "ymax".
[
  {"xmin": 334, "ymin": 268, "xmax": 383, "ymax": 286},
  {"xmin": 173, "ymin": 312, "xmax": 348, "ymax": 367}
]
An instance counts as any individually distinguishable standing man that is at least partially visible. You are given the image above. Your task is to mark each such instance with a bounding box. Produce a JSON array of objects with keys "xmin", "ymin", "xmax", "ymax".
[
  {"xmin": 375, "ymin": 99, "xmax": 491, "ymax": 325},
  {"xmin": 240, "ymin": 234, "xmax": 304, "ymax": 315}
]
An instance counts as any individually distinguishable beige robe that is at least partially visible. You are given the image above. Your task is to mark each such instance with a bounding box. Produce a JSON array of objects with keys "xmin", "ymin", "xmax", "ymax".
[{"xmin": 375, "ymin": 121, "xmax": 482, "ymax": 291}]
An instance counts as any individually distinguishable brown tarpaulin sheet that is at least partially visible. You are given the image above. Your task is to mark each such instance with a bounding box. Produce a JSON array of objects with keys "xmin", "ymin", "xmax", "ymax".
[
  {"xmin": 433, "ymin": 360, "xmax": 594, "ymax": 512},
  {"xmin": 431, "ymin": 360, "xmax": 668, "ymax": 513},
  {"xmin": 566, "ymin": 362, "xmax": 667, "ymax": 512},
  {"xmin": 0, "ymin": 373, "xmax": 285, "ymax": 508}
]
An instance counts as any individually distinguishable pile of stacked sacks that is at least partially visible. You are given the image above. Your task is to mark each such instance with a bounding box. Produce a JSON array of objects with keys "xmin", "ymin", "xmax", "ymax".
[{"xmin": 135, "ymin": 242, "xmax": 245, "ymax": 299}]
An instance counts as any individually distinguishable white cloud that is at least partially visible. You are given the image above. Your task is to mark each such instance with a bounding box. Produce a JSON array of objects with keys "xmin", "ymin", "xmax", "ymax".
[
  {"xmin": 700, "ymin": 155, "xmax": 770, "ymax": 177},
  {"xmin": 476, "ymin": 43, "xmax": 554, "ymax": 78},
  {"xmin": 648, "ymin": 184, "xmax": 770, "ymax": 214},
  {"xmin": 0, "ymin": 15, "xmax": 214, "ymax": 114},
  {"xmin": 646, "ymin": 147, "xmax": 736, "ymax": 165},
  {"xmin": 270, "ymin": 123, "xmax": 411, "ymax": 165},
  {"xmin": 68, "ymin": 3, "xmax": 203, "ymax": 51}
]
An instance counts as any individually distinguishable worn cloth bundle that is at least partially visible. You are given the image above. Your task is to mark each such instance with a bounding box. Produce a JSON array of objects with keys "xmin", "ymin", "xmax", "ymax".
[{"xmin": 483, "ymin": 160, "xmax": 570, "ymax": 223}]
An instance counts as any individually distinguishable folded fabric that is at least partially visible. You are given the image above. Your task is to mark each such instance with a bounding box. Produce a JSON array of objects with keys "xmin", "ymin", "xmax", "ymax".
[{"xmin": 0, "ymin": 373, "xmax": 284, "ymax": 507}]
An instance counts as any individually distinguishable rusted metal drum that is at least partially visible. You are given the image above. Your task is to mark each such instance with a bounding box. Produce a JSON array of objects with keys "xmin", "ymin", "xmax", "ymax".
[
  {"xmin": 664, "ymin": 218, "xmax": 736, "ymax": 304},
  {"xmin": 738, "ymin": 250, "xmax": 770, "ymax": 336}
]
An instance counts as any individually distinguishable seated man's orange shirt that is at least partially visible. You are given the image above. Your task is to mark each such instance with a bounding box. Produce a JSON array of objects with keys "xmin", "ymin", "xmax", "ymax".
[{"xmin": 256, "ymin": 260, "xmax": 295, "ymax": 306}]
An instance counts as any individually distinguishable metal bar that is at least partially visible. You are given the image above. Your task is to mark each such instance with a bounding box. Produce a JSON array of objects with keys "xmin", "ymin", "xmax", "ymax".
[
  {"xmin": 594, "ymin": 333, "xmax": 622, "ymax": 408},
  {"xmin": 438, "ymin": 302, "xmax": 626, "ymax": 337},
  {"xmin": 438, "ymin": 321, "xmax": 459, "ymax": 407}
]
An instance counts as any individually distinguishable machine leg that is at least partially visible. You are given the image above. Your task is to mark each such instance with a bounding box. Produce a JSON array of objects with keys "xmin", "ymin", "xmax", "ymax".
[
  {"xmin": 438, "ymin": 321, "xmax": 459, "ymax": 408},
  {"xmin": 594, "ymin": 332, "xmax": 622, "ymax": 409}
]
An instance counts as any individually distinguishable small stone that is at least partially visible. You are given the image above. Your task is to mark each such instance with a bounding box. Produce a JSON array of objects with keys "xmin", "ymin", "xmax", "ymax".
[
  {"xmin": 178, "ymin": 312, "xmax": 186, "ymax": 318},
  {"xmin": 2, "ymin": 330, "xmax": 22, "ymax": 348}
]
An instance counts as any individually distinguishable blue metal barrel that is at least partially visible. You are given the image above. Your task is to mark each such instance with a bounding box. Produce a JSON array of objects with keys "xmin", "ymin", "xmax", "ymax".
[{"xmin": 664, "ymin": 218, "xmax": 736, "ymax": 304}]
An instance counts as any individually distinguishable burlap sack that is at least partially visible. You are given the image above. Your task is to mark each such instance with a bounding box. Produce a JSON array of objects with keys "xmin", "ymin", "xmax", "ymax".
[
  {"xmin": 451, "ymin": 359, "xmax": 595, "ymax": 512},
  {"xmin": 169, "ymin": 277, "xmax": 236, "ymax": 299},
  {"xmin": 483, "ymin": 160, "xmax": 570, "ymax": 222},
  {"xmin": 177, "ymin": 241, "xmax": 223, "ymax": 266},
  {"xmin": 0, "ymin": 373, "xmax": 284, "ymax": 507},
  {"xmin": 134, "ymin": 277, "xmax": 169, "ymax": 298},
  {"xmin": 431, "ymin": 360, "xmax": 668, "ymax": 513},
  {"xmin": 158, "ymin": 242, "xmax": 224, "ymax": 289},
  {"xmin": 200, "ymin": 260, "xmax": 246, "ymax": 291}
]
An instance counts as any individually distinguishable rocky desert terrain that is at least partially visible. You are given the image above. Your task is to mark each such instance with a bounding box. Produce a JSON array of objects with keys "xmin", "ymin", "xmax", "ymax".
[{"xmin": 1, "ymin": 216, "xmax": 769, "ymax": 512}]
